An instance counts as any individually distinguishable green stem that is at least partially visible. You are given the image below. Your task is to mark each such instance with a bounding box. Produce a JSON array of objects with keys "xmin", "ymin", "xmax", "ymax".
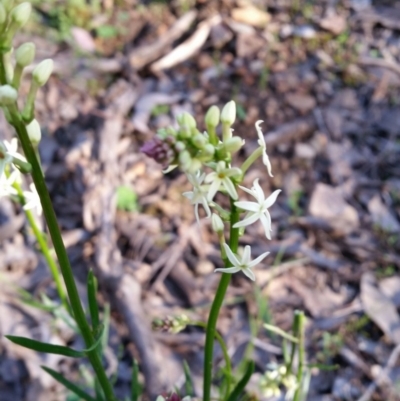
[
  {"xmin": 12, "ymin": 178, "xmax": 71, "ymax": 314},
  {"xmin": 293, "ymin": 311, "xmax": 305, "ymax": 401},
  {"xmin": 240, "ymin": 147, "xmax": 262, "ymax": 177},
  {"xmin": 0, "ymin": 52, "xmax": 8, "ymax": 84},
  {"xmin": 203, "ymin": 198, "xmax": 240, "ymax": 401},
  {"xmin": 193, "ymin": 321, "xmax": 232, "ymax": 400},
  {"xmin": 7, "ymin": 109, "xmax": 116, "ymax": 401}
]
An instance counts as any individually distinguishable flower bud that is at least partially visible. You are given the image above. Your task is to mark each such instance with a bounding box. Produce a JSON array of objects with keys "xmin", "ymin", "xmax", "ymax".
[
  {"xmin": 26, "ymin": 119, "xmax": 41, "ymax": 144},
  {"xmin": 221, "ymin": 100, "xmax": 236, "ymax": 125},
  {"xmin": 179, "ymin": 150, "xmax": 191, "ymax": 171},
  {"xmin": 0, "ymin": 84, "xmax": 17, "ymax": 105},
  {"xmin": 2, "ymin": 0, "xmax": 14, "ymax": 12},
  {"xmin": 188, "ymin": 158, "xmax": 201, "ymax": 174},
  {"xmin": 0, "ymin": 3, "xmax": 6, "ymax": 25},
  {"xmin": 223, "ymin": 137, "xmax": 244, "ymax": 153},
  {"xmin": 211, "ymin": 213, "xmax": 224, "ymax": 233},
  {"xmin": 205, "ymin": 105, "xmax": 220, "ymax": 127},
  {"xmin": 32, "ymin": 59, "xmax": 53, "ymax": 86},
  {"xmin": 156, "ymin": 397, "xmax": 166, "ymax": 401},
  {"xmin": 10, "ymin": 2, "xmax": 31, "ymax": 28},
  {"xmin": 16, "ymin": 42, "xmax": 35, "ymax": 67},
  {"xmin": 179, "ymin": 112, "xmax": 196, "ymax": 129},
  {"xmin": 202, "ymin": 143, "xmax": 215, "ymax": 158},
  {"xmin": 192, "ymin": 133, "xmax": 207, "ymax": 149}
]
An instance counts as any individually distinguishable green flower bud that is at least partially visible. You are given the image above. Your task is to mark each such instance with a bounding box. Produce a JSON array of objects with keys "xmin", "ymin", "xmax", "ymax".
[
  {"xmin": 205, "ymin": 105, "xmax": 220, "ymax": 127},
  {"xmin": 26, "ymin": 118, "xmax": 41, "ymax": 144},
  {"xmin": 188, "ymin": 158, "xmax": 201, "ymax": 173},
  {"xmin": 179, "ymin": 112, "xmax": 196, "ymax": 129},
  {"xmin": 0, "ymin": 84, "xmax": 17, "ymax": 105},
  {"xmin": 16, "ymin": 42, "xmax": 35, "ymax": 67},
  {"xmin": 192, "ymin": 133, "xmax": 207, "ymax": 149},
  {"xmin": 179, "ymin": 150, "xmax": 191, "ymax": 171},
  {"xmin": 32, "ymin": 59, "xmax": 53, "ymax": 86},
  {"xmin": 0, "ymin": 3, "xmax": 6, "ymax": 25},
  {"xmin": 10, "ymin": 2, "xmax": 31, "ymax": 28},
  {"xmin": 211, "ymin": 213, "xmax": 224, "ymax": 233},
  {"xmin": 174, "ymin": 141, "xmax": 186, "ymax": 152},
  {"xmin": 223, "ymin": 137, "xmax": 244, "ymax": 154},
  {"xmin": 221, "ymin": 100, "xmax": 236, "ymax": 125}
]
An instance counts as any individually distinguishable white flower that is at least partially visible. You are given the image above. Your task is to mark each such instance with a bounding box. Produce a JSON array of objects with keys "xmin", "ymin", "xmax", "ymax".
[
  {"xmin": 0, "ymin": 141, "xmax": 13, "ymax": 178},
  {"xmin": 234, "ymin": 179, "xmax": 281, "ymax": 239},
  {"xmin": 255, "ymin": 120, "xmax": 273, "ymax": 177},
  {"xmin": 183, "ymin": 171, "xmax": 211, "ymax": 223},
  {"xmin": 0, "ymin": 170, "xmax": 19, "ymax": 197},
  {"xmin": 215, "ymin": 243, "xmax": 270, "ymax": 281},
  {"xmin": 23, "ymin": 183, "xmax": 42, "ymax": 215},
  {"xmin": 204, "ymin": 161, "xmax": 241, "ymax": 201}
]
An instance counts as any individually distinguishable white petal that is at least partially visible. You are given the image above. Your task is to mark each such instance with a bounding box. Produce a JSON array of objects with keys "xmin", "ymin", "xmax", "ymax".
[
  {"xmin": 241, "ymin": 245, "xmax": 251, "ymax": 265},
  {"xmin": 263, "ymin": 189, "xmax": 281, "ymax": 209},
  {"xmin": 242, "ymin": 268, "xmax": 255, "ymax": 281},
  {"xmin": 182, "ymin": 191, "xmax": 193, "ymax": 200},
  {"xmin": 201, "ymin": 197, "xmax": 212, "ymax": 218},
  {"xmin": 162, "ymin": 165, "xmax": 177, "ymax": 174},
  {"xmin": 260, "ymin": 213, "xmax": 272, "ymax": 239},
  {"xmin": 233, "ymin": 212, "xmax": 260, "ymax": 228},
  {"xmin": 222, "ymin": 177, "xmax": 238, "ymax": 200},
  {"xmin": 204, "ymin": 172, "xmax": 217, "ymax": 183},
  {"xmin": 225, "ymin": 167, "xmax": 242, "ymax": 177},
  {"xmin": 252, "ymin": 179, "xmax": 265, "ymax": 203},
  {"xmin": 214, "ymin": 266, "xmax": 241, "ymax": 274},
  {"xmin": 234, "ymin": 201, "xmax": 259, "ymax": 212},
  {"xmin": 207, "ymin": 179, "xmax": 221, "ymax": 201},
  {"xmin": 194, "ymin": 203, "xmax": 200, "ymax": 224},
  {"xmin": 255, "ymin": 120, "xmax": 265, "ymax": 145},
  {"xmin": 223, "ymin": 243, "xmax": 240, "ymax": 267},
  {"xmin": 263, "ymin": 151, "xmax": 273, "ymax": 177},
  {"xmin": 247, "ymin": 251, "xmax": 270, "ymax": 268},
  {"xmin": 238, "ymin": 184, "xmax": 257, "ymax": 198}
]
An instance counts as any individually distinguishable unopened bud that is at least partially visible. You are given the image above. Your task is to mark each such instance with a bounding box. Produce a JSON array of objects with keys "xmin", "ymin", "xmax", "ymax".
[
  {"xmin": 180, "ymin": 112, "xmax": 196, "ymax": 129},
  {"xmin": 10, "ymin": 2, "xmax": 31, "ymax": 28},
  {"xmin": 211, "ymin": 213, "xmax": 224, "ymax": 233},
  {"xmin": 188, "ymin": 158, "xmax": 201, "ymax": 173},
  {"xmin": 202, "ymin": 143, "xmax": 215, "ymax": 158},
  {"xmin": 0, "ymin": 84, "xmax": 17, "ymax": 105},
  {"xmin": 16, "ymin": 42, "xmax": 35, "ymax": 67},
  {"xmin": 192, "ymin": 133, "xmax": 207, "ymax": 149},
  {"xmin": 26, "ymin": 119, "xmax": 41, "ymax": 144},
  {"xmin": 2, "ymin": 0, "xmax": 14, "ymax": 12},
  {"xmin": 179, "ymin": 150, "xmax": 191, "ymax": 171},
  {"xmin": 205, "ymin": 105, "xmax": 220, "ymax": 127},
  {"xmin": 223, "ymin": 137, "xmax": 244, "ymax": 153},
  {"xmin": 32, "ymin": 59, "xmax": 53, "ymax": 86},
  {"xmin": 221, "ymin": 100, "xmax": 236, "ymax": 125}
]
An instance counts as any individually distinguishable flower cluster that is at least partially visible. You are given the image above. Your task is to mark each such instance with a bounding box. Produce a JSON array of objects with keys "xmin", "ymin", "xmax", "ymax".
[
  {"xmin": 259, "ymin": 363, "xmax": 298, "ymax": 399},
  {"xmin": 141, "ymin": 100, "xmax": 280, "ymax": 281}
]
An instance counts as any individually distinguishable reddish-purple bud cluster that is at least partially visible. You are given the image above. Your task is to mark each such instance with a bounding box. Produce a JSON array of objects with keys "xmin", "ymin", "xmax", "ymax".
[{"xmin": 140, "ymin": 136, "xmax": 174, "ymax": 167}]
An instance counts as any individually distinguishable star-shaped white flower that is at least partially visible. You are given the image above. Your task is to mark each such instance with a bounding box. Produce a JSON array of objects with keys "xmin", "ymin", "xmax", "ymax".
[
  {"xmin": 215, "ymin": 243, "xmax": 270, "ymax": 281},
  {"xmin": 23, "ymin": 183, "xmax": 43, "ymax": 216},
  {"xmin": 255, "ymin": 120, "xmax": 273, "ymax": 177},
  {"xmin": 0, "ymin": 170, "xmax": 19, "ymax": 198},
  {"xmin": 183, "ymin": 171, "xmax": 211, "ymax": 223},
  {"xmin": 3, "ymin": 138, "xmax": 26, "ymax": 163},
  {"xmin": 233, "ymin": 179, "xmax": 281, "ymax": 239},
  {"xmin": 204, "ymin": 161, "xmax": 241, "ymax": 201}
]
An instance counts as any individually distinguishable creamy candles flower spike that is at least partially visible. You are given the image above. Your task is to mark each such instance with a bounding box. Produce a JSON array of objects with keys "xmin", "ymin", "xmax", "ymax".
[
  {"xmin": 182, "ymin": 171, "xmax": 211, "ymax": 223},
  {"xmin": 234, "ymin": 179, "xmax": 281, "ymax": 239},
  {"xmin": 215, "ymin": 243, "xmax": 270, "ymax": 281},
  {"xmin": 205, "ymin": 161, "xmax": 241, "ymax": 201}
]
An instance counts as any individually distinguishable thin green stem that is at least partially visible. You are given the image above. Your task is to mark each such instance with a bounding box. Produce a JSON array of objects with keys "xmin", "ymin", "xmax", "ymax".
[
  {"xmin": 193, "ymin": 321, "xmax": 232, "ymax": 400},
  {"xmin": 12, "ymin": 178, "xmax": 70, "ymax": 314},
  {"xmin": 293, "ymin": 311, "xmax": 305, "ymax": 401},
  {"xmin": 0, "ymin": 52, "xmax": 8, "ymax": 84},
  {"xmin": 7, "ymin": 109, "xmax": 116, "ymax": 401},
  {"xmin": 203, "ymin": 198, "xmax": 240, "ymax": 401},
  {"xmin": 240, "ymin": 147, "xmax": 262, "ymax": 177}
]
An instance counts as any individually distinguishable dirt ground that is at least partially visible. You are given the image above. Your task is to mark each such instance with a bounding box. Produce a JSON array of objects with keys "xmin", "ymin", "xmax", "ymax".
[{"xmin": 1, "ymin": 0, "xmax": 400, "ymax": 400}]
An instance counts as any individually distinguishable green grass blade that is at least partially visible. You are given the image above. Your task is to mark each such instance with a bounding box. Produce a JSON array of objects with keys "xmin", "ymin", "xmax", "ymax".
[
  {"xmin": 183, "ymin": 360, "xmax": 194, "ymax": 396},
  {"xmin": 131, "ymin": 358, "xmax": 141, "ymax": 401},
  {"xmin": 226, "ymin": 361, "xmax": 255, "ymax": 401},
  {"xmin": 6, "ymin": 335, "xmax": 84, "ymax": 358},
  {"xmin": 87, "ymin": 270, "xmax": 100, "ymax": 331},
  {"xmin": 41, "ymin": 366, "xmax": 97, "ymax": 401}
]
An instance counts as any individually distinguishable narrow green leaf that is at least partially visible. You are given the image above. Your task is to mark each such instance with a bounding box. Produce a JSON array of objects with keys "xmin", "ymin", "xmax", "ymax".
[
  {"xmin": 6, "ymin": 326, "xmax": 103, "ymax": 358},
  {"xmin": 226, "ymin": 360, "xmax": 254, "ymax": 401},
  {"xmin": 264, "ymin": 323, "xmax": 299, "ymax": 343},
  {"xmin": 6, "ymin": 335, "xmax": 85, "ymax": 358},
  {"xmin": 87, "ymin": 269, "xmax": 100, "ymax": 331},
  {"xmin": 41, "ymin": 366, "xmax": 97, "ymax": 401},
  {"xmin": 131, "ymin": 358, "xmax": 141, "ymax": 401},
  {"xmin": 183, "ymin": 360, "xmax": 194, "ymax": 396}
]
